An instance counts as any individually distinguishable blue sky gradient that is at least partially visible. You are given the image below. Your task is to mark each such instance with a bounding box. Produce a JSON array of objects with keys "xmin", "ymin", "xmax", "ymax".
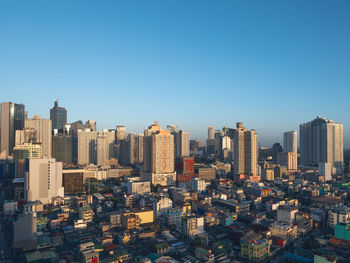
[{"xmin": 1, "ymin": 1, "xmax": 350, "ymax": 146}]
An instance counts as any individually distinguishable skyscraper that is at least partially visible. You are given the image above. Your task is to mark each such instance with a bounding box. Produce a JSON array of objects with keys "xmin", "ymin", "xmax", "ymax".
[
  {"xmin": 116, "ymin": 125, "xmax": 127, "ymax": 142},
  {"xmin": 283, "ymin": 130, "xmax": 297, "ymax": 153},
  {"xmin": 234, "ymin": 122, "xmax": 258, "ymax": 182},
  {"xmin": 24, "ymin": 157, "xmax": 64, "ymax": 204},
  {"xmin": 128, "ymin": 133, "xmax": 144, "ymax": 165},
  {"xmin": 96, "ymin": 130, "xmax": 115, "ymax": 166},
  {"xmin": 300, "ymin": 116, "xmax": 343, "ymax": 170},
  {"xmin": 50, "ymin": 99, "xmax": 67, "ymax": 133},
  {"xmin": 77, "ymin": 129, "xmax": 98, "ymax": 165},
  {"xmin": 208, "ymin": 126, "xmax": 214, "ymax": 140},
  {"xmin": 24, "ymin": 115, "xmax": 52, "ymax": 157},
  {"xmin": 0, "ymin": 102, "xmax": 25, "ymax": 157},
  {"xmin": 176, "ymin": 130, "xmax": 190, "ymax": 158},
  {"xmin": 52, "ymin": 133, "xmax": 77, "ymax": 164},
  {"xmin": 143, "ymin": 122, "xmax": 176, "ymax": 186}
]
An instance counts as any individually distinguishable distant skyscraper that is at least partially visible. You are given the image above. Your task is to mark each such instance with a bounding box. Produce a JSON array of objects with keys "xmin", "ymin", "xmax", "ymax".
[
  {"xmin": 0, "ymin": 102, "xmax": 25, "ymax": 157},
  {"xmin": 77, "ymin": 129, "xmax": 98, "ymax": 165},
  {"xmin": 52, "ymin": 134, "xmax": 77, "ymax": 164},
  {"xmin": 300, "ymin": 116, "xmax": 343, "ymax": 169},
  {"xmin": 176, "ymin": 130, "xmax": 190, "ymax": 158},
  {"xmin": 116, "ymin": 125, "xmax": 127, "ymax": 142},
  {"xmin": 96, "ymin": 130, "xmax": 115, "ymax": 166},
  {"xmin": 208, "ymin": 126, "xmax": 214, "ymax": 140},
  {"xmin": 24, "ymin": 157, "xmax": 64, "ymax": 204},
  {"xmin": 25, "ymin": 115, "xmax": 52, "ymax": 157},
  {"xmin": 128, "ymin": 133, "xmax": 144, "ymax": 165},
  {"xmin": 143, "ymin": 122, "xmax": 176, "ymax": 186},
  {"xmin": 50, "ymin": 99, "xmax": 67, "ymax": 133},
  {"xmin": 234, "ymin": 122, "xmax": 258, "ymax": 181},
  {"xmin": 283, "ymin": 130, "xmax": 297, "ymax": 153},
  {"xmin": 272, "ymin": 143, "xmax": 283, "ymax": 162}
]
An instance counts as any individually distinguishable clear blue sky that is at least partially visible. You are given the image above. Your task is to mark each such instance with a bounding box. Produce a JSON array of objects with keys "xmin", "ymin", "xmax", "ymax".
[{"xmin": 1, "ymin": 1, "xmax": 350, "ymax": 147}]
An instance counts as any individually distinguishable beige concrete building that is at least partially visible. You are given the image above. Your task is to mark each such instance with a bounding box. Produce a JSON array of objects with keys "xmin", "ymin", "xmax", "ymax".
[
  {"xmin": 15, "ymin": 128, "xmax": 37, "ymax": 146},
  {"xmin": 25, "ymin": 157, "xmax": 64, "ymax": 204},
  {"xmin": 176, "ymin": 130, "xmax": 190, "ymax": 158},
  {"xmin": 116, "ymin": 125, "xmax": 127, "ymax": 141},
  {"xmin": 96, "ymin": 130, "xmax": 115, "ymax": 166},
  {"xmin": 234, "ymin": 122, "xmax": 258, "ymax": 179},
  {"xmin": 13, "ymin": 143, "xmax": 43, "ymax": 159},
  {"xmin": 78, "ymin": 129, "xmax": 98, "ymax": 165},
  {"xmin": 143, "ymin": 122, "xmax": 176, "ymax": 186},
  {"xmin": 25, "ymin": 115, "xmax": 52, "ymax": 157}
]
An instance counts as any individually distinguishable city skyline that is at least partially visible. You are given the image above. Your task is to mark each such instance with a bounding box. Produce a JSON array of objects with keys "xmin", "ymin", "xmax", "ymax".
[
  {"xmin": 2, "ymin": 99, "xmax": 349, "ymax": 148},
  {"xmin": 1, "ymin": 1, "xmax": 350, "ymax": 147}
]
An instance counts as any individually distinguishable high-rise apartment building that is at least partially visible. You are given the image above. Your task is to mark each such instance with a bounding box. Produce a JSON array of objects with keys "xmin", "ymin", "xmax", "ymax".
[
  {"xmin": 25, "ymin": 115, "xmax": 52, "ymax": 157},
  {"xmin": 0, "ymin": 102, "xmax": 25, "ymax": 157},
  {"xmin": 234, "ymin": 122, "xmax": 258, "ymax": 181},
  {"xmin": 143, "ymin": 122, "xmax": 176, "ymax": 186},
  {"xmin": 176, "ymin": 130, "xmax": 190, "ymax": 158},
  {"xmin": 96, "ymin": 130, "xmax": 115, "ymax": 166},
  {"xmin": 77, "ymin": 129, "xmax": 98, "ymax": 165},
  {"xmin": 208, "ymin": 126, "xmax": 214, "ymax": 140},
  {"xmin": 24, "ymin": 157, "xmax": 64, "ymax": 204},
  {"xmin": 116, "ymin": 125, "xmax": 127, "ymax": 142},
  {"xmin": 15, "ymin": 128, "xmax": 37, "ymax": 146},
  {"xmin": 128, "ymin": 133, "xmax": 144, "ymax": 165},
  {"xmin": 283, "ymin": 130, "xmax": 297, "ymax": 153},
  {"xmin": 300, "ymin": 116, "xmax": 343, "ymax": 169},
  {"xmin": 50, "ymin": 99, "xmax": 67, "ymax": 133},
  {"xmin": 78, "ymin": 129, "xmax": 115, "ymax": 166}
]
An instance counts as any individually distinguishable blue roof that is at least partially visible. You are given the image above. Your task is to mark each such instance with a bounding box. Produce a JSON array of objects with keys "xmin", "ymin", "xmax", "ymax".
[{"xmin": 283, "ymin": 252, "xmax": 312, "ymax": 263}]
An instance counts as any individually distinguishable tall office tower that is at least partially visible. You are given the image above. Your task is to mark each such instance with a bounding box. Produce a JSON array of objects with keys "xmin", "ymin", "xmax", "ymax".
[
  {"xmin": 24, "ymin": 157, "xmax": 64, "ymax": 204},
  {"xmin": 116, "ymin": 125, "xmax": 127, "ymax": 142},
  {"xmin": 128, "ymin": 133, "xmax": 144, "ymax": 165},
  {"xmin": 143, "ymin": 122, "xmax": 176, "ymax": 186},
  {"xmin": 283, "ymin": 130, "xmax": 297, "ymax": 153},
  {"xmin": 77, "ymin": 129, "xmax": 98, "ymax": 165},
  {"xmin": 25, "ymin": 115, "xmax": 52, "ymax": 157},
  {"xmin": 176, "ymin": 130, "xmax": 190, "ymax": 158},
  {"xmin": 52, "ymin": 134, "xmax": 77, "ymax": 164},
  {"xmin": 272, "ymin": 143, "xmax": 283, "ymax": 162},
  {"xmin": 15, "ymin": 128, "xmax": 37, "ymax": 146},
  {"xmin": 50, "ymin": 99, "xmax": 67, "ymax": 133},
  {"xmin": 96, "ymin": 130, "xmax": 115, "ymax": 166},
  {"xmin": 234, "ymin": 122, "xmax": 258, "ymax": 181},
  {"xmin": 208, "ymin": 126, "xmax": 214, "ymax": 140},
  {"xmin": 300, "ymin": 116, "xmax": 343, "ymax": 169},
  {"xmin": 0, "ymin": 102, "xmax": 25, "ymax": 157}
]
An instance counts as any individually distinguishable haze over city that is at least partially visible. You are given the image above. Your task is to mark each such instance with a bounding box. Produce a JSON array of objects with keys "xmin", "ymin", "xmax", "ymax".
[{"xmin": 1, "ymin": 1, "xmax": 350, "ymax": 147}]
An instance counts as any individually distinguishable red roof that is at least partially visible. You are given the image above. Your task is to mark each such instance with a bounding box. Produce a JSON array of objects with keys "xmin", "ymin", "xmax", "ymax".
[{"xmin": 104, "ymin": 243, "xmax": 117, "ymax": 252}]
